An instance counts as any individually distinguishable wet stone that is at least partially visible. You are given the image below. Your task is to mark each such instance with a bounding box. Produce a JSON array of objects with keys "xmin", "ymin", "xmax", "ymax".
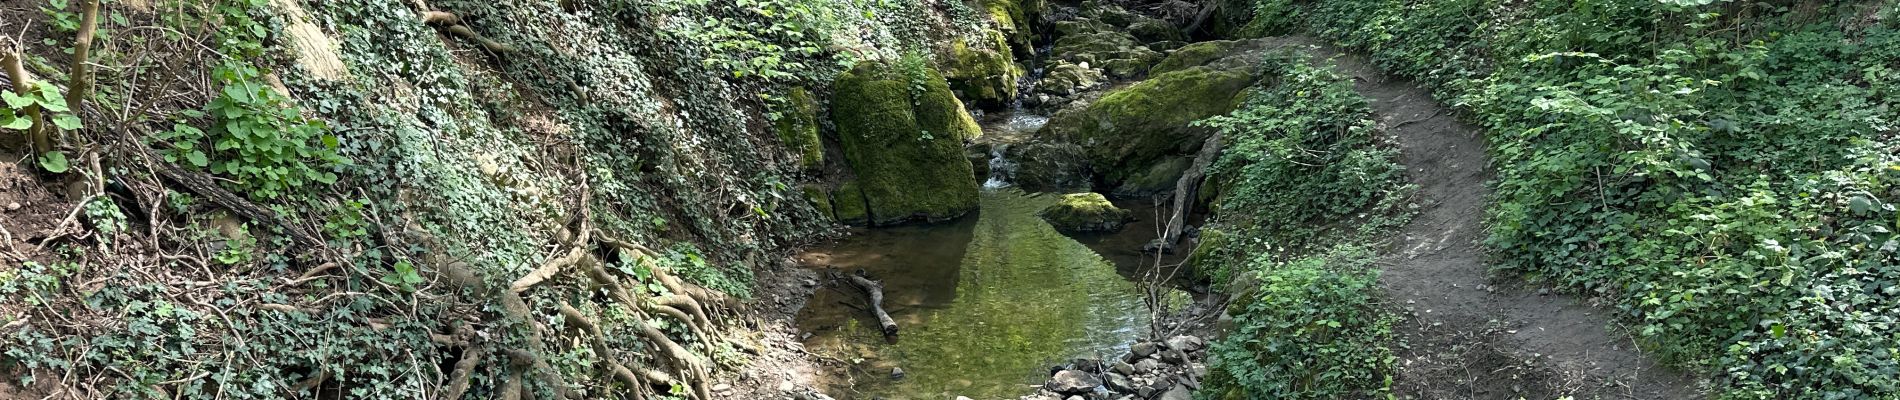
[{"xmin": 1045, "ymin": 370, "xmax": 1103, "ymax": 394}]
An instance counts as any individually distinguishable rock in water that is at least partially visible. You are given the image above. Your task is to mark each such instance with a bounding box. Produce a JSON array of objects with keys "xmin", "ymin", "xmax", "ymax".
[
  {"xmin": 1045, "ymin": 370, "xmax": 1103, "ymax": 394},
  {"xmin": 1040, "ymin": 193, "xmax": 1132, "ymax": 232},
  {"xmin": 1130, "ymin": 341, "xmax": 1159, "ymax": 359}
]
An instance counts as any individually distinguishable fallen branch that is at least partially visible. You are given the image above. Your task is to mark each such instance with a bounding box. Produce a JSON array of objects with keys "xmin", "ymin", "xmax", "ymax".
[
  {"xmin": 131, "ymin": 144, "xmax": 323, "ymax": 250},
  {"xmin": 847, "ymin": 273, "xmax": 898, "ymax": 338}
]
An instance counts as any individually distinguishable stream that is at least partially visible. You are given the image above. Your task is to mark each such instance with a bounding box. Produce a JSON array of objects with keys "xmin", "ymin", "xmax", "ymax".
[{"xmin": 793, "ymin": 104, "xmax": 1201, "ymax": 399}]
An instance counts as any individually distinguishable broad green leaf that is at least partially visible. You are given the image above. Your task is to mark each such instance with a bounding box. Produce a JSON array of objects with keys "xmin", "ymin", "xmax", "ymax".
[
  {"xmin": 51, "ymin": 114, "xmax": 82, "ymax": 130},
  {"xmin": 0, "ymin": 114, "xmax": 29, "ymax": 130},
  {"xmin": 186, "ymin": 150, "xmax": 210, "ymax": 167},
  {"xmin": 39, "ymin": 151, "xmax": 70, "ymax": 173},
  {"xmin": 1, "ymin": 92, "xmax": 33, "ymax": 109}
]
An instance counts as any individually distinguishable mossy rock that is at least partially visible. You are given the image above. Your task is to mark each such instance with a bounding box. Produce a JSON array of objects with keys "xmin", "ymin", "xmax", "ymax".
[
  {"xmin": 1005, "ymin": 142, "xmax": 1091, "ymax": 193},
  {"xmin": 983, "ymin": 0, "xmax": 1044, "ymax": 56},
  {"xmin": 945, "ymin": 30, "xmax": 1023, "ymax": 109},
  {"xmin": 774, "ymin": 87, "xmax": 824, "ymax": 169},
  {"xmin": 1128, "ymin": 17, "xmax": 1185, "ymax": 43},
  {"xmin": 1112, "ymin": 156, "xmax": 1191, "ymax": 198},
  {"xmin": 1039, "ymin": 62, "xmax": 1104, "ymax": 96},
  {"xmin": 1077, "ymin": 0, "xmax": 1136, "ymax": 27},
  {"xmin": 1053, "ymin": 19, "xmax": 1114, "ymax": 37},
  {"xmin": 832, "ymin": 180, "xmax": 870, "ymax": 225},
  {"xmin": 1052, "ymin": 32, "xmax": 1151, "ymax": 65},
  {"xmin": 1101, "ymin": 55, "xmax": 1160, "ymax": 80},
  {"xmin": 802, "ymin": 184, "xmax": 835, "ymax": 221},
  {"xmin": 1152, "ymin": 40, "xmax": 1271, "ymax": 76},
  {"xmin": 1038, "ymin": 66, "xmax": 1254, "ymax": 189},
  {"xmin": 1039, "ymin": 192, "xmax": 1132, "ymax": 233},
  {"xmin": 1152, "ymin": 41, "xmax": 1244, "ymax": 75},
  {"xmin": 830, "ymin": 62, "xmax": 981, "ymax": 226}
]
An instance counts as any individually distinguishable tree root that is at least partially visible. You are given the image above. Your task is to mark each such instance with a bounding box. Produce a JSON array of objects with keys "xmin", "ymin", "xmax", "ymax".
[
  {"xmin": 555, "ymin": 302, "xmax": 645, "ymax": 392},
  {"xmin": 415, "ymin": 8, "xmax": 517, "ymax": 54},
  {"xmin": 442, "ymin": 346, "xmax": 482, "ymax": 400}
]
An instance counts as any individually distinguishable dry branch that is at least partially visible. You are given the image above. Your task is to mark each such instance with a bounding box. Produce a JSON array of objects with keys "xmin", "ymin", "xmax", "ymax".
[{"xmin": 847, "ymin": 273, "xmax": 898, "ymax": 337}]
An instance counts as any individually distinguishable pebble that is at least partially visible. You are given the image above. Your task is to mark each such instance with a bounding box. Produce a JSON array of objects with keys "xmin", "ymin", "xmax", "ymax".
[
  {"xmin": 890, "ymin": 367, "xmax": 906, "ymax": 380},
  {"xmin": 778, "ymin": 380, "xmax": 795, "ymax": 392},
  {"xmin": 4, "ymin": 202, "xmax": 18, "ymax": 211},
  {"xmin": 1537, "ymin": 288, "xmax": 1551, "ymax": 296},
  {"xmin": 711, "ymin": 383, "xmax": 731, "ymax": 392}
]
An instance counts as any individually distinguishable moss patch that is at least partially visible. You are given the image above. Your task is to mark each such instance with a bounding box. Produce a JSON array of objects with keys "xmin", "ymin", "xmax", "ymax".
[
  {"xmin": 802, "ymin": 184, "xmax": 835, "ymax": 221},
  {"xmin": 1039, "ymin": 192, "xmax": 1131, "ymax": 233},
  {"xmin": 1112, "ymin": 156, "xmax": 1192, "ymax": 198},
  {"xmin": 983, "ymin": 0, "xmax": 1042, "ymax": 55},
  {"xmin": 832, "ymin": 180, "xmax": 870, "ymax": 225},
  {"xmin": 774, "ymin": 87, "xmax": 824, "ymax": 169},
  {"xmin": 1039, "ymin": 66, "xmax": 1255, "ymax": 188},
  {"xmin": 1152, "ymin": 40, "xmax": 1245, "ymax": 75},
  {"xmin": 830, "ymin": 62, "xmax": 980, "ymax": 225},
  {"xmin": 944, "ymin": 30, "xmax": 1023, "ymax": 109}
]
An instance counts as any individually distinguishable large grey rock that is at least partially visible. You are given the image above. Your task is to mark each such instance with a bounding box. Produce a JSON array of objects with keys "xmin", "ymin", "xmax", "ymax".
[
  {"xmin": 1045, "ymin": 370, "xmax": 1103, "ymax": 394},
  {"xmin": 1130, "ymin": 342, "xmax": 1159, "ymax": 359},
  {"xmin": 1104, "ymin": 372, "xmax": 1135, "ymax": 393},
  {"xmin": 1110, "ymin": 361, "xmax": 1135, "ymax": 376}
]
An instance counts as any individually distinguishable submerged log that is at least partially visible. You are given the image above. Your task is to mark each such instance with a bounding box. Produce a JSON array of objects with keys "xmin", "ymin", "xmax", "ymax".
[{"xmin": 847, "ymin": 273, "xmax": 899, "ymax": 337}]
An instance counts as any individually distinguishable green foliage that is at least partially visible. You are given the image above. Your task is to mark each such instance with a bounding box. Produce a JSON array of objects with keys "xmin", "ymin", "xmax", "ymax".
[
  {"xmin": 380, "ymin": 261, "xmax": 425, "ymax": 292},
  {"xmin": 1194, "ymin": 53, "xmax": 1409, "ymax": 282},
  {"xmin": 1246, "ymin": 0, "xmax": 1900, "ymax": 396},
  {"xmin": 1203, "ymin": 245, "xmax": 1394, "ymax": 399},
  {"xmin": 1, "ymin": 82, "xmax": 81, "ymax": 131},
  {"xmin": 1195, "ymin": 52, "xmax": 1410, "ymax": 399},
  {"xmin": 154, "ymin": 62, "xmax": 346, "ymax": 200}
]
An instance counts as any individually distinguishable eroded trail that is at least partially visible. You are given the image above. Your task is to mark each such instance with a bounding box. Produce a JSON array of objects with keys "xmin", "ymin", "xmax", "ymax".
[{"xmin": 1272, "ymin": 37, "xmax": 1703, "ymax": 399}]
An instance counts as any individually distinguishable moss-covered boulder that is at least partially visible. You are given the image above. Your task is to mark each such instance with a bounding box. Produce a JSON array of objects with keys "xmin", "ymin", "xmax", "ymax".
[
  {"xmin": 802, "ymin": 184, "xmax": 835, "ymax": 221},
  {"xmin": 1004, "ymin": 142, "xmax": 1091, "ymax": 193},
  {"xmin": 984, "ymin": 0, "xmax": 1044, "ymax": 56},
  {"xmin": 1128, "ymin": 17, "xmax": 1185, "ymax": 44},
  {"xmin": 1151, "ymin": 39, "xmax": 1272, "ymax": 76},
  {"xmin": 1112, "ymin": 156, "xmax": 1191, "ymax": 198},
  {"xmin": 945, "ymin": 30, "xmax": 1023, "ymax": 109},
  {"xmin": 1039, "ymin": 192, "xmax": 1131, "ymax": 233},
  {"xmin": 1039, "ymin": 62, "xmax": 1104, "ymax": 96},
  {"xmin": 774, "ymin": 88, "xmax": 824, "ymax": 169},
  {"xmin": 830, "ymin": 61, "xmax": 981, "ymax": 225},
  {"xmin": 1050, "ymin": 32, "xmax": 1161, "ymax": 79},
  {"xmin": 833, "ymin": 180, "xmax": 870, "ymax": 225},
  {"xmin": 1038, "ymin": 66, "xmax": 1254, "ymax": 190}
]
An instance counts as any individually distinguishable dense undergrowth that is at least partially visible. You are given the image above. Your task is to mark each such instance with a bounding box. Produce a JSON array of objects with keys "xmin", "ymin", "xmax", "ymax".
[
  {"xmin": 1, "ymin": 0, "xmax": 1011, "ymax": 398},
  {"xmin": 1232, "ymin": 0, "xmax": 1900, "ymax": 397},
  {"xmin": 1194, "ymin": 53, "xmax": 1413, "ymax": 399}
]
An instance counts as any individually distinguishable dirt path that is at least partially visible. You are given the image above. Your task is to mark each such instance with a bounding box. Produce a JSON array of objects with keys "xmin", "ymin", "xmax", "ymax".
[{"xmin": 1267, "ymin": 37, "xmax": 1704, "ymax": 399}]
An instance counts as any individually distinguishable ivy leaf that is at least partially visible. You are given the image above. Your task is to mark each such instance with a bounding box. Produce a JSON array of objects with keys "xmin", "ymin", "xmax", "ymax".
[{"xmin": 39, "ymin": 151, "xmax": 70, "ymax": 173}]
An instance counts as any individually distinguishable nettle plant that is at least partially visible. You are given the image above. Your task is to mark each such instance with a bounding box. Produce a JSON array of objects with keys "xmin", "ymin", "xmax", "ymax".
[{"xmin": 153, "ymin": 62, "xmax": 346, "ymax": 200}]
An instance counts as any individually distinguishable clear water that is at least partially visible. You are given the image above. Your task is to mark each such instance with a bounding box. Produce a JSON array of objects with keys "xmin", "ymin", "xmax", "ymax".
[{"xmin": 795, "ymin": 189, "xmax": 1154, "ymax": 400}]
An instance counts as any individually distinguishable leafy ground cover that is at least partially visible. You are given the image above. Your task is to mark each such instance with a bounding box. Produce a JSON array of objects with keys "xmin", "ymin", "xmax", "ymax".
[
  {"xmin": 1195, "ymin": 52, "xmax": 1413, "ymax": 399},
  {"xmin": 1233, "ymin": 0, "xmax": 1900, "ymax": 397}
]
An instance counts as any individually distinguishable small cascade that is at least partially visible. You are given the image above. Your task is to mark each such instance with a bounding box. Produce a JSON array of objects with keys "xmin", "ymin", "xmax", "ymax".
[{"xmin": 983, "ymin": 143, "xmax": 1017, "ymax": 189}]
